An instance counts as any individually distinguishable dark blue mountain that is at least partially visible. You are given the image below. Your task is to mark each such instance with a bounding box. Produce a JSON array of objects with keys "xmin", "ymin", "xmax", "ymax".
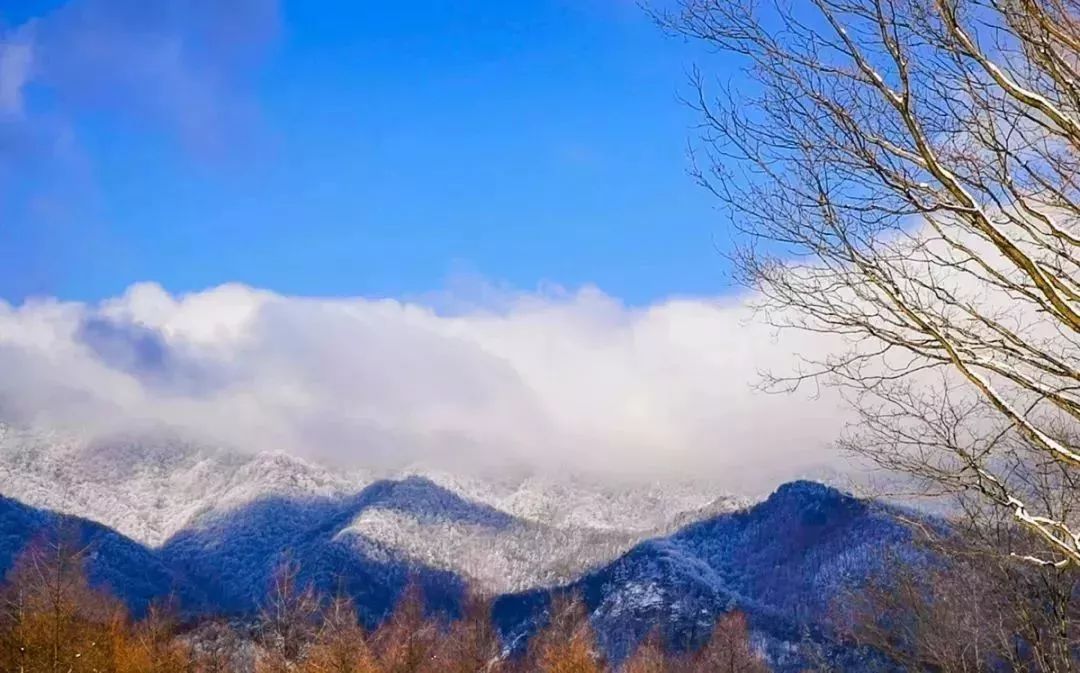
[
  {"xmin": 0, "ymin": 494, "xmax": 181, "ymax": 613},
  {"xmin": 1, "ymin": 477, "xmax": 926, "ymax": 672},
  {"xmin": 159, "ymin": 477, "xmax": 488, "ymax": 623},
  {"xmin": 0, "ymin": 477, "xmax": 490, "ymax": 623},
  {"xmin": 494, "ymin": 481, "xmax": 917, "ymax": 672}
]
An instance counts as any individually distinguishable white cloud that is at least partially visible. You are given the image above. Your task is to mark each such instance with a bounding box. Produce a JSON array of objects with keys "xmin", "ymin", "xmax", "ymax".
[
  {"xmin": 0, "ymin": 282, "xmax": 851, "ymax": 492},
  {"xmin": 0, "ymin": 31, "xmax": 33, "ymax": 117}
]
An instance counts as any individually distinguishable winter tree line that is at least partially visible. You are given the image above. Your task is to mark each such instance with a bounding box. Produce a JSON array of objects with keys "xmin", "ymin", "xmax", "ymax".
[
  {"xmin": 0, "ymin": 532, "xmax": 769, "ymax": 673},
  {"xmin": 1, "ymin": 512, "xmax": 1078, "ymax": 673}
]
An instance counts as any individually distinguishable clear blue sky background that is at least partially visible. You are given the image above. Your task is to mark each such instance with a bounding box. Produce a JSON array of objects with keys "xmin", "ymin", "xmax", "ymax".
[{"xmin": 1, "ymin": 0, "xmax": 738, "ymax": 305}]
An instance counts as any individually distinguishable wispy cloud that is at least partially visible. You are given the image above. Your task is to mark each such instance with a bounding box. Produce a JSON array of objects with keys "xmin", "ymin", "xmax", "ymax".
[
  {"xmin": 0, "ymin": 0, "xmax": 279, "ymax": 300},
  {"xmin": 0, "ymin": 32, "xmax": 32, "ymax": 117},
  {"xmin": 1, "ymin": 0, "xmax": 278, "ymax": 156}
]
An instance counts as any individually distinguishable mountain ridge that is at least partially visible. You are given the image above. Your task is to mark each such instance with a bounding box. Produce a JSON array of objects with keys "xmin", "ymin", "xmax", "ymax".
[
  {"xmin": 0, "ymin": 476, "xmax": 914, "ymax": 672},
  {"xmin": 0, "ymin": 424, "xmax": 744, "ymax": 592},
  {"xmin": 494, "ymin": 480, "xmax": 912, "ymax": 671}
]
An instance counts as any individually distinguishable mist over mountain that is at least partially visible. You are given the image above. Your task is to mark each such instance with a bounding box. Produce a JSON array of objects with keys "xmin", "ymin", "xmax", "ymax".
[
  {"xmin": 0, "ymin": 422, "xmax": 748, "ymax": 593},
  {"xmin": 0, "ymin": 281, "xmax": 851, "ymax": 492}
]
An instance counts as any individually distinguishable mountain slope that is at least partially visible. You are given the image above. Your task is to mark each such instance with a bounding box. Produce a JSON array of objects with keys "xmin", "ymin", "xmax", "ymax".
[
  {"xmin": 0, "ymin": 495, "xmax": 183, "ymax": 613},
  {"xmin": 495, "ymin": 481, "xmax": 914, "ymax": 671},
  {"xmin": 0, "ymin": 479, "xmax": 923, "ymax": 672},
  {"xmin": 0, "ymin": 424, "xmax": 741, "ymax": 592},
  {"xmin": 0, "ymin": 424, "xmax": 368, "ymax": 546},
  {"xmin": 160, "ymin": 477, "xmax": 469, "ymax": 621},
  {"xmin": 0, "ymin": 479, "xmax": 488, "ymax": 622}
]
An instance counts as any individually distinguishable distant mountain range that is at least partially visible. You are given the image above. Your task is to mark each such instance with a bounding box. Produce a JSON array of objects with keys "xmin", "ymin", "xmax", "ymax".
[
  {"xmin": 0, "ymin": 423, "xmax": 743, "ymax": 593},
  {"xmin": 0, "ymin": 424, "xmax": 916, "ymax": 671}
]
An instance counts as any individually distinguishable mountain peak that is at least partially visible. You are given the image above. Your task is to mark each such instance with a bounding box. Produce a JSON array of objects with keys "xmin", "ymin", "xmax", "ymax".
[{"xmin": 770, "ymin": 479, "xmax": 849, "ymax": 502}]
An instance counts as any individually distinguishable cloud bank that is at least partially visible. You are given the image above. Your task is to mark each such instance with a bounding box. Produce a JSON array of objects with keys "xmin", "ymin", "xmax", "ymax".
[{"xmin": 0, "ymin": 282, "xmax": 850, "ymax": 491}]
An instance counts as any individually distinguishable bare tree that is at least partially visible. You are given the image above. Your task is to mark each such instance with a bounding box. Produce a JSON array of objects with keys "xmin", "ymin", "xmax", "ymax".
[
  {"xmin": 655, "ymin": 0, "xmax": 1080, "ymax": 567},
  {"xmin": 300, "ymin": 595, "xmax": 376, "ymax": 673},
  {"xmin": 189, "ymin": 618, "xmax": 250, "ymax": 673},
  {"xmin": 371, "ymin": 582, "xmax": 438, "ymax": 673},
  {"xmin": 256, "ymin": 557, "xmax": 322, "ymax": 673},
  {"xmin": 834, "ymin": 516, "xmax": 1079, "ymax": 672},
  {"xmin": 430, "ymin": 592, "xmax": 504, "ymax": 673},
  {"xmin": 621, "ymin": 631, "xmax": 673, "ymax": 673},
  {"xmin": 690, "ymin": 612, "xmax": 770, "ymax": 673},
  {"xmin": 525, "ymin": 594, "xmax": 605, "ymax": 673},
  {"xmin": 113, "ymin": 601, "xmax": 192, "ymax": 673},
  {"xmin": 0, "ymin": 528, "xmax": 119, "ymax": 673}
]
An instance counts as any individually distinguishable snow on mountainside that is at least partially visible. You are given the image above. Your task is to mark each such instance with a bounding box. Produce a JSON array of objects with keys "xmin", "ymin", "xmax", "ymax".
[
  {"xmin": 0, "ymin": 424, "xmax": 369, "ymax": 546},
  {"xmin": 418, "ymin": 469, "xmax": 745, "ymax": 534},
  {"xmin": 495, "ymin": 481, "xmax": 920, "ymax": 672},
  {"xmin": 349, "ymin": 473, "xmax": 746, "ymax": 592},
  {"xmin": 0, "ymin": 423, "xmax": 745, "ymax": 592},
  {"xmin": 345, "ymin": 507, "xmax": 639, "ymax": 593},
  {"xmin": 0, "ymin": 473, "xmax": 927, "ymax": 673}
]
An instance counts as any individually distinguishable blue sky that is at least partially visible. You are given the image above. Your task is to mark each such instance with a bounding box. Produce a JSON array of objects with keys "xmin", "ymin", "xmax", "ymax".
[{"xmin": 1, "ymin": 0, "xmax": 736, "ymax": 305}]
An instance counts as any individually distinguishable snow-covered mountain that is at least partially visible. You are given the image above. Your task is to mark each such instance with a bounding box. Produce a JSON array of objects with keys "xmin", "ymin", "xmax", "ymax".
[
  {"xmin": 0, "ymin": 423, "xmax": 744, "ymax": 593},
  {"xmin": 0, "ymin": 439, "xmax": 926, "ymax": 673},
  {"xmin": 0, "ymin": 423, "xmax": 369, "ymax": 546},
  {"xmin": 495, "ymin": 481, "xmax": 919, "ymax": 672}
]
